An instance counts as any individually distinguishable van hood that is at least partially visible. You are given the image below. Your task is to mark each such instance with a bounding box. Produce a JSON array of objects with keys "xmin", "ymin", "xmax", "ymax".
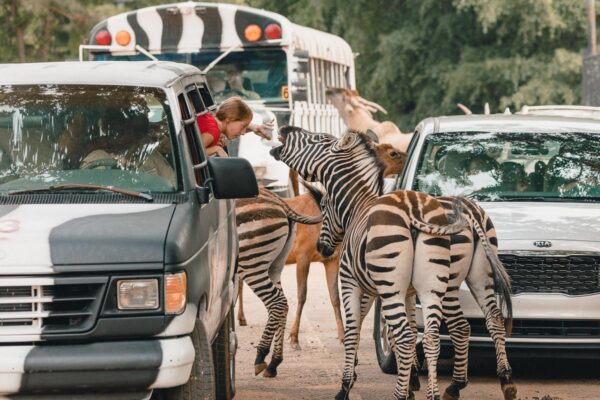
[
  {"xmin": 480, "ymin": 202, "xmax": 600, "ymax": 249},
  {"xmin": 0, "ymin": 204, "xmax": 175, "ymax": 274}
]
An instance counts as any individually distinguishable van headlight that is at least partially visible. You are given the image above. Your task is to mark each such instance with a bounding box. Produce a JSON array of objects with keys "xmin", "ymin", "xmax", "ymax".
[{"xmin": 117, "ymin": 279, "xmax": 159, "ymax": 310}]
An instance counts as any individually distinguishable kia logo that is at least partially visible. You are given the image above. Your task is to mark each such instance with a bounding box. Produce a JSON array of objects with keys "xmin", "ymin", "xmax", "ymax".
[{"xmin": 533, "ymin": 241, "xmax": 552, "ymax": 248}]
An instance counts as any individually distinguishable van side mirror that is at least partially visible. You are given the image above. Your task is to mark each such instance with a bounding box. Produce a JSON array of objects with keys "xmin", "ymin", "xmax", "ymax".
[{"xmin": 205, "ymin": 157, "xmax": 258, "ymax": 199}]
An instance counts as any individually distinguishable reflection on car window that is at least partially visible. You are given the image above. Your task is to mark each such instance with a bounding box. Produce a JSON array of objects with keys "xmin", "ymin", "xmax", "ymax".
[
  {"xmin": 0, "ymin": 84, "xmax": 178, "ymax": 193},
  {"xmin": 414, "ymin": 131, "xmax": 600, "ymax": 201}
]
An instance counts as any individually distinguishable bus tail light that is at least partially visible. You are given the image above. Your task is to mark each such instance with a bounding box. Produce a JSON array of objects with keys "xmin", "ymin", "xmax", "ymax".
[
  {"xmin": 95, "ymin": 30, "xmax": 111, "ymax": 45},
  {"xmin": 244, "ymin": 24, "xmax": 262, "ymax": 42},
  {"xmin": 115, "ymin": 30, "xmax": 131, "ymax": 46},
  {"xmin": 265, "ymin": 23, "xmax": 281, "ymax": 40}
]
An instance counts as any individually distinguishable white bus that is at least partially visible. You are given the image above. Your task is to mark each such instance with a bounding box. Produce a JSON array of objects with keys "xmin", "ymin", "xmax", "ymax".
[{"xmin": 85, "ymin": 1, "xmax": 356, "ymax": 195}]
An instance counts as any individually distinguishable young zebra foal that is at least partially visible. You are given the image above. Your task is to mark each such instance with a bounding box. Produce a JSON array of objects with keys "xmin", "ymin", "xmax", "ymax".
[
  {"xmin": 235, "ymin": 187, "xmax": 322, "ymax": 378},
  {"xmin": 271, "ymin": 127, "xmax": 467, "ymax": 400}
]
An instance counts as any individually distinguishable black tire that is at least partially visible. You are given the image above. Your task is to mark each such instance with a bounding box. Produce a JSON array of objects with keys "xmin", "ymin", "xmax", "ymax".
[
  {"xmin": 154, "ymin": 319, "xmax": 215, "ymax": 400},
  {"xmin": 213, "ymin": 310, "xmax": 236, "ymax": 400},
  {"xmin": 373, "ymin": 298, "xmax": 425, "ymax": 375}
]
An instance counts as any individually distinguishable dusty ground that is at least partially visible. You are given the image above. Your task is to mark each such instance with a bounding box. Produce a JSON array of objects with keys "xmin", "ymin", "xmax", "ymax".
[{"xmin": 234, "ymin": 263, "xmax": 600, "ymax": 400}]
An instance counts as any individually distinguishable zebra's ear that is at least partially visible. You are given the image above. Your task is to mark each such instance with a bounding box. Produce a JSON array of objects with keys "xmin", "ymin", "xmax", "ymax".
[
  {"xmin": 365, "ymin": 129, "xmax": 379, "ymax": 143},
  {"xmin": 336, "ymin": 130, "xmax": 357, "ymax": 150}
]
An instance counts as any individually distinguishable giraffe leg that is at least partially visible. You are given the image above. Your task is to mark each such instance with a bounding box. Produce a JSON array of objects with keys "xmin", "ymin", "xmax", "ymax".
[
  {"xmin": 237, "ymin": 281, "xmax": 247, "ymax": 326},
  {"xmin": 324, "ymin": 257, "xmax": 345, "ymax": 343},
  {"xmin": 290, "ymin": 256, "xmax": 310, "ymax": 350}
]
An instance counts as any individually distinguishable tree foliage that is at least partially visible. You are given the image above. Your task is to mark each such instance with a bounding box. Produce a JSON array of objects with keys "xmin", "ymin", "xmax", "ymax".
[{"xmin": 0, "ymin": 0, "xmax": 595, "ymax": 131}]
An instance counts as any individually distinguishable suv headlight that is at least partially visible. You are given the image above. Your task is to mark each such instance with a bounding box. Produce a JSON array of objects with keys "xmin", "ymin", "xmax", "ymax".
[{"xmin": 117, "ymin": 279, "xmax": 159, "ymax": 310}]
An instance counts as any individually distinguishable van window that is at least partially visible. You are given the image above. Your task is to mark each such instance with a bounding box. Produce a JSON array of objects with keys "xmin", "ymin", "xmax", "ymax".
[
  {"xmin": 186, "ymin": 85, "xmax": 206, "ymax": 115},
  {"xmin": 178, "ymin": 93, "xmax": 205, "ymax": 186},
  {"xmin": 0, "ymin": 84, "xmax": 178, "ymax": 193}
]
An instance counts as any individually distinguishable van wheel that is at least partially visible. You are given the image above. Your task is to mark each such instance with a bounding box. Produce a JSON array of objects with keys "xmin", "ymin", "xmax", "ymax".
[
  {"xmin": 214, "ymin": 310, "xmax": 236, "ymax": 400},
  {"xmin": 154, "ymin": 319, "xmax": 215, "ymax": 400},
  {"xmin": 373, "ymin": 298, "xmax": 425, "ymax": 375}
]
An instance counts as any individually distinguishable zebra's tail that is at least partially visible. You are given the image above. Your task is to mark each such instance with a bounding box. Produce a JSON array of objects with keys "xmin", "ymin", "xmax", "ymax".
[
  {"xmin": 469, "ymin": 208, "xmax": 513, "ymax": 336},
  {"xmin": 280, "ymin": 198, "xmax": 322, "ymax": 225},
  {"xmin": 258, "ymin": 187, "xmax": 322, "ymax": 225},
  {"xmin": 410, "ymin": 197, "xmax": 469, "ymax": 236}
]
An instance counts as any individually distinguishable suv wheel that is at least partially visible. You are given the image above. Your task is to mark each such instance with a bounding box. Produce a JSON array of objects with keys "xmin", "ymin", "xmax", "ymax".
[
  {"xmin": 373, "ymin": 298, "xmax": 424, "ymax": 375},
  {"xmin": 154, "ymin": 318, "xmax": 215, "ymax": 400},
  {"xmin": 214, "ymin": 310, "xmax": 236, "ymax": 400}
]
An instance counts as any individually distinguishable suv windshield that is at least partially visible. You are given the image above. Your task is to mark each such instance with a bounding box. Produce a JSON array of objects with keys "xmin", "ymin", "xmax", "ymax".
[
  {"xmin": 414, "ymin": 131, "xmax": 600, "ymax": 201},
  {"xmin": 0, "ymin": 84, "xmax": 177, "ymax": 193},
  {"xmin": 96, "ymin": 49, "xmax": 288, "ymax": 103}
]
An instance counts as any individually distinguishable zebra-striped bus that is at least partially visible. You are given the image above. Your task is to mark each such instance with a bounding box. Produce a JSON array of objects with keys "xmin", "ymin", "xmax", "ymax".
[{"xmin": 84, "ymin": 2, "xmax": 356, "ymax": 195}]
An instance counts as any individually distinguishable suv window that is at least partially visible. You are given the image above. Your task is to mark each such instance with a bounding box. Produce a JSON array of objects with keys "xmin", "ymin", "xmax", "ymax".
[
  {"xmin": 0, "ymin": 84, "xmax": 178, "ymax": 193},
  {"xmin": 413, "ymin": 131, "xmax": 600, "ymax": 201}
]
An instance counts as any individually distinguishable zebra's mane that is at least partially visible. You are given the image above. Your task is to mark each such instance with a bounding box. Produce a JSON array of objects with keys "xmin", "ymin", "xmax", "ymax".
[
  {"xmin": 345, "ymin": 129, "xmax": 385, "ymax": 195},
  {"xmin": 301, "ymin": 180, "xmax": 324, "ymax": 208}
]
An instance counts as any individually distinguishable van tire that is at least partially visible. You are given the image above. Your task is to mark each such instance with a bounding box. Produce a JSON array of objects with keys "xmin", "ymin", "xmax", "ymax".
[
  {"xmin": 213, "ymin": 310, "xmax": 235, "ymax": 400},
  {"xmin": 155, "ymin": 319, "xmax": 215, "ymax": 400}
]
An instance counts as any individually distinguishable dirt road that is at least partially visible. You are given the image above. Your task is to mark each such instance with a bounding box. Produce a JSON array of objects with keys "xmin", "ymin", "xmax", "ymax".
[{"xmin": 234, "ymin": 263, "xmax": 599, "ymax": 400}]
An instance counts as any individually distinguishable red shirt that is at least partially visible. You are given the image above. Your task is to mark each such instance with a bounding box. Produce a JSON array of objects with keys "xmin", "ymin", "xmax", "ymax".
[{"xmin": 196, "ymin": 112, "xmax": 221, "ymax": 146}]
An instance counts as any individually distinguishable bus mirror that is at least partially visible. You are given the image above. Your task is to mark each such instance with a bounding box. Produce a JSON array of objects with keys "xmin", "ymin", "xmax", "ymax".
[
  {"xmin": 293, "ymin": 49, "xmax": 309, "ymax": 59},
  {"xmin": 291, "ymin": 89, "xmax": 308, "ymax": 102},
  {"xmin": 294, "ymin": 61, "xmax": 309, "ymax": 74}
]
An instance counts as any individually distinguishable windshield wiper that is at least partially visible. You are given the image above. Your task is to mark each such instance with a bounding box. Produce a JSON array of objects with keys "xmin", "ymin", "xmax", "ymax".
[{"xmin": 6, "ymin": 184, "xmax": 153, "ymax": 202}]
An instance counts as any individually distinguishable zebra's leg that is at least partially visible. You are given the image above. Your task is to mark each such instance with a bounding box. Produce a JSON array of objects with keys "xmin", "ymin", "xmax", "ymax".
[
  {"xmin": 466, "ymin": 246, "xmax": 516, "ymax": 400},
  {"xmin": 290, "ymin": 255, "xmax": 311, "ymax": 350},
  {"xmin": 413, "ymin": 233, "xmax": 452, "ymax": 400},
  {"xmin": 324, "ymin": 257, "xmax": 345, "ymax": 343},
  {"xmin": 380, "ymin": 294, "xmax": 414, "ymax": 400},
  {"xmin": 335, "ymin": 284, "xmax": 364, "ymax": 400},
  {"xmin": 441, "ymin": 288, "xmax": 470, "ymax": 400},
  {"xmin": 406, "ymin": 291, "xmax": 421, "ymax": 392},
  {"xmin": 263, "ymin": 282, "xmax": 289, "ymax": 378},
  {"xmin": 245, "ymin": 270, "xmax": 287, "ymax": 376},
  {"xmin": 442, "ymin": 231, "xmax": 474, "ymax": 400},
  {"xmin": 237, "ymin": 281, "xmax": 247, "ymax": 326}
]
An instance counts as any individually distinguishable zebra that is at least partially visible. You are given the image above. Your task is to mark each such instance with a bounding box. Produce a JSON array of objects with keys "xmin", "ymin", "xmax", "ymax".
[
  {"xmin": 320, "ymin": 191, "xmax": 516, "ymax": 400},
  {"xmin": 235, "ymin": 186, "xmax": 322, "ymax": 378},
  {"xmin": 270, "ymin": 126, "xmax": 467, "ymax": 400}
]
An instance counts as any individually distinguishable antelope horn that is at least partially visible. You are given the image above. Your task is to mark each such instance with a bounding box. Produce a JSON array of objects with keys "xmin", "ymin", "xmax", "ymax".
[
  {"xmin": 356, "ymin": 96, "xmax": 388, "ymax": 114},
  {"xmin": 349, "ymin": 97, "xmax": 373, "ymax": 115},
  {"xmin": 457, "ymin": 103, "xmax": 472, "ymax": 115}
]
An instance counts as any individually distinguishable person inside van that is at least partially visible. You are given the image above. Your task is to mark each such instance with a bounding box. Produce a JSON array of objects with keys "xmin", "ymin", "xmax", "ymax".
[{"xmin": 197, "ymin": 96, "xmax": 273, "ymax": 157}]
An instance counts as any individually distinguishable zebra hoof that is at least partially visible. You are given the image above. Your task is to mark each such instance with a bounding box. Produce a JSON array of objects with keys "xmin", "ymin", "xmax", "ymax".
[
  {"xmin": 263, "ymin": 366, "xmax": 278, "ymax": 378},
  {"xmin": 254, "ymin": 362, "xmax": 267, "ymax": 376},
  {"xmin": 501, "ymin": 383, "xmax": 517, "ymax": 400},
  {"xmin": 409, "ymin": 369, "xmax": 421, "ymax": 391},
  {"xmin": 442, "ymin": 386, "xmax": 460, "ymax": 400},
  {"xmin": 407, "ymin": 391, "xmax": 415, "ymax": 400},
  {"xmin": 334, "ymin": 389, "xmax": 349, "ymax": 400},
  {"xmin": 442, "ymin": 391, "xmax": 459, "ymax": 400}
]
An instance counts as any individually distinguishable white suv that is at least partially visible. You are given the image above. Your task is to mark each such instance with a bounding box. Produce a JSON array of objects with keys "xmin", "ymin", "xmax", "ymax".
[{"xmin": 375, "ymin": 114, "xmax": 600, "ymax": 370}]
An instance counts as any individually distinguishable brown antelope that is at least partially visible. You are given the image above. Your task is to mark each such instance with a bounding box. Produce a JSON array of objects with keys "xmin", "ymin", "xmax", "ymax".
[
  {"xmin": 237, "ymin": 143, "xmax": 407, "ymax": 350},
  {"xmin": 325, "ymin": 87, "xmax": 413, "ymax": 152}
]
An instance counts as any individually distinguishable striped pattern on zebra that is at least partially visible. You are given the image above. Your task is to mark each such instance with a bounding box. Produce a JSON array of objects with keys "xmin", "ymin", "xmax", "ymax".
[
  {"xmin": 317, "ymin": 182, "xmax": 516, "ymax": 400},
  {"xmin": 235, "ymin": 187, "xmax": 321, "ymax": 378},
  {"xmin": 270, "ymin": 126, "xmax": 467, "ymax": 400},
  {"xmin": 425, "ymin": 196, "xmax": 515, "ymax": 400}
]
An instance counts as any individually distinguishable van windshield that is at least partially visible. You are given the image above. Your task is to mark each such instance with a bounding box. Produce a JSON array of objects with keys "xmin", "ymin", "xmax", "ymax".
[
  {"xmin": 0, "ymin": 85, "xmax": 178, "ymax": 193},
  {"xmin": 413, "ymin": 131, "xmax": 600, "ymax": 201}
]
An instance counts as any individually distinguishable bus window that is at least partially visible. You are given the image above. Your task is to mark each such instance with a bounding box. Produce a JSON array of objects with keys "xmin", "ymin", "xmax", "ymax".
[{"xmin": 191, "ymin": 50, "xmax": 287, "ymax": 103}]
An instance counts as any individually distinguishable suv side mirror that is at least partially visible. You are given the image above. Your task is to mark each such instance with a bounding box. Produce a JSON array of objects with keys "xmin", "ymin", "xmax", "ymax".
[{"xmin": 206, "ymin": 157, "xmax": 258, "ymax": 199}]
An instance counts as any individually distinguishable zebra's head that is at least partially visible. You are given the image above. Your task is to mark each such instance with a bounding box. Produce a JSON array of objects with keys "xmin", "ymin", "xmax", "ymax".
[
  {"xmin": 270, "ymin": 125, "xmax": 384, "ymax": 191},
  {"xmin": 315, "ymin": 192, "xmax": 344, "ymax": 258}
]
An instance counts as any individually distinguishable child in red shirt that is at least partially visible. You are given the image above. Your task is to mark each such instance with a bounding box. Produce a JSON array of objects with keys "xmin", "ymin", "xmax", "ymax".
[{"xmin": 197, "ymin": 97, "xmax": 273, "ymax": 157}]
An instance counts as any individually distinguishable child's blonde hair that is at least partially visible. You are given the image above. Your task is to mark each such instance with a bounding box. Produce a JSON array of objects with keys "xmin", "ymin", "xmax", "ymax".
[{"xmin": 215, "ymin": 96, "xmax": 253, "ymax": 122}]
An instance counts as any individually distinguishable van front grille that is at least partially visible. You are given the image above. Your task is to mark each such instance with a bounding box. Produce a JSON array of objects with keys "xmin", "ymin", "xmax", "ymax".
[
  {"xmin": 0, "ymin": 277, "xmax": 107, "ymax": 337},
  {"xmin": 499, "ymin": 254, "xmax": 600, "ymax": 296}
]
